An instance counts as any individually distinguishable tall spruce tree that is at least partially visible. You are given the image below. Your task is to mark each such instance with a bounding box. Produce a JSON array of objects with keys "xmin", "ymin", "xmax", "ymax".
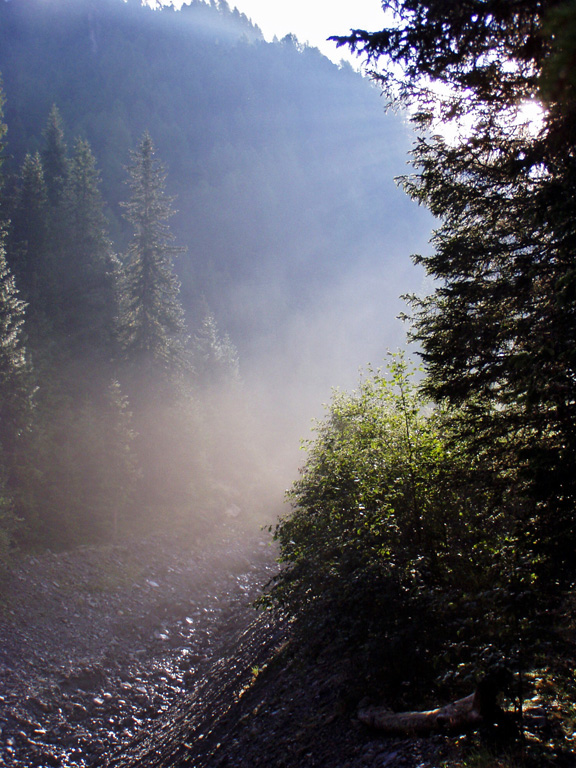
[
  {"xmin": 118, "ymin": 132, "xmax": 187, "ymax": 388},
  {"xmin": 116, "ymin": 133, "xmax": 191, "ymax": 524},
  {"xmin": 8, "ymin": 152, "xmax": 49, "ymax": 341},
  {"xmin": 0, "ymin": 74, "xmax": 5, "ymax": 219},
  {"xmin": 0, "ymin": 230, "xmax": 34, "ymax": 556},
  {"xmin": 337, "ymin": 0, "xmax": 576, "ymax": 585},
  {"xmin": 42, "ymin": 104, "xmax": 69, "ymax": 207},
  {"xmin": 60, "ymin": 137, "xmax": 116, "ymax": 365},
  {"xmin": 0, "ymin": 234, "xmax": 30, "ymax": 455}
]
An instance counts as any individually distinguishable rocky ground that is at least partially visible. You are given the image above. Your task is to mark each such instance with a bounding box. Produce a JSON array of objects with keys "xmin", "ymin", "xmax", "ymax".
[
  {"xmin": 0, "ymin": 526, "xmax": 282, "ymax": 767},
  {"xmin": 0, "ymin": 524, "xmax": 571, "ymax": 768}
]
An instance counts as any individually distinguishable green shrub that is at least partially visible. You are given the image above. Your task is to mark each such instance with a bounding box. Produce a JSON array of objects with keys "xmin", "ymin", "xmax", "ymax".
[{"xmin": 266, "ymin": 355, "xmax": 532, "ymax": 699}]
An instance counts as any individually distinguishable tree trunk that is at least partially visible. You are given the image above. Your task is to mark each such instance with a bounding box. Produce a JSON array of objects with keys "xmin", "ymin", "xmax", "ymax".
[{"xmin": 358, "ymin": 672, "xmax": 510, "ymax": 736}]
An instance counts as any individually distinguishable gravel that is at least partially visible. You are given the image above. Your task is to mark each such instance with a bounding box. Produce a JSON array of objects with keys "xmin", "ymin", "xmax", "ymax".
[{"xmin": 0, "ymin": 526, "xmax": 453, "ymax": 768}]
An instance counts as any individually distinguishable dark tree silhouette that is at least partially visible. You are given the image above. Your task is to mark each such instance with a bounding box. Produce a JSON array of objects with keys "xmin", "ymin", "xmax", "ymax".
[{"xmin": 118, "ymin": 132, "xmax": 187, "ymax": 386}]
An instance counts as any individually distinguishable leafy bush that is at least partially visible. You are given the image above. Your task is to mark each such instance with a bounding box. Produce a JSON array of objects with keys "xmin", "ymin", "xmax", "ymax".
[{"xmin": 267, "ymin": 356, "xmax": 535, "ymax": 699}]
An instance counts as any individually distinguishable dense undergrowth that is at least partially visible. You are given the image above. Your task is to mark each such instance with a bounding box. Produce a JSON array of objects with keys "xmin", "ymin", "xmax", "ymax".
[{"xmin": 263, "ymin": 355, "xmax": 576, "ymax": 763}]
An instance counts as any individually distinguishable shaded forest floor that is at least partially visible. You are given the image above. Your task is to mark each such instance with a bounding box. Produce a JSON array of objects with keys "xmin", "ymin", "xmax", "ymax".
[{"xmin": 0, "ymin": 526, "xmax": 574, "ymax": 768}]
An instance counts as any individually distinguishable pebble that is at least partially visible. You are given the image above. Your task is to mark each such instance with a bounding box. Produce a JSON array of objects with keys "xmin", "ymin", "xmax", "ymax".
[{"xmin": 0, "ymin": 534, "xmax": 282, "ymax": 767}]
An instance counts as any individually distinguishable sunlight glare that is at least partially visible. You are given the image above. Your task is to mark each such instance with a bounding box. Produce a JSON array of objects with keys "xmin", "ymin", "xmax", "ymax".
[
  {"xmin": 427, "ymin": 92, "xmax": 547, "ymax": 145},
  {"xmin": 514, "ymin": 98, "xmax": 546, "ymax": 135}
]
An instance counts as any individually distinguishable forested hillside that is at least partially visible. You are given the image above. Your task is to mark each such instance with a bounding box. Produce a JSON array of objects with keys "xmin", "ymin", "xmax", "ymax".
[
  {"xmin": 0, "ymin": 0, "xmax": 428, "ymax": 376},
  {"xmin": 0, "ymin": 0, "xmax": 430, "ymax": 552}
]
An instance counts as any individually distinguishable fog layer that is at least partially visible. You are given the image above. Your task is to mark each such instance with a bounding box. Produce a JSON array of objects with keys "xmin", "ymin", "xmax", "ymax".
[{"xmin": 0, "ymin": 0, "xmax": 432, "ymax": 533}]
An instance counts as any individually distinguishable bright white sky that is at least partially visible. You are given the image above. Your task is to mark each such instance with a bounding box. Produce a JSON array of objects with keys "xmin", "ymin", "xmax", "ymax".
[{"xmin": 228, "ymin": 0, "xmax": 385, "ymax": 65}]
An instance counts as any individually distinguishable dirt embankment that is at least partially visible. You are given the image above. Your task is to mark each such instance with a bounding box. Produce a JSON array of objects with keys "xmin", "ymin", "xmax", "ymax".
[{"xmin": 0, "ymin": 527, "xmax": 454, "ymax": 768}]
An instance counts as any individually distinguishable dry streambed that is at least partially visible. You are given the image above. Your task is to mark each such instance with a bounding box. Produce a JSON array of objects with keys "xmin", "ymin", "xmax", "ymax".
[
  {"xmin": 0, "ymin": 530, "xmax": 484, "ymax": 768},
  {"xmin": 0, "ymin": 529, "xmax": 281, "ymax": 767}
]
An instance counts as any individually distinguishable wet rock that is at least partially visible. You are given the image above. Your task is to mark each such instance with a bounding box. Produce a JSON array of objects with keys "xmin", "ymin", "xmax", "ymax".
[
  {"xmin": 66, "ymin": 702, "xmax": 89, "ymax": 722},
  {"xmin": 0, "ymin": 531, "xmax": 340, "ymax": 768}
]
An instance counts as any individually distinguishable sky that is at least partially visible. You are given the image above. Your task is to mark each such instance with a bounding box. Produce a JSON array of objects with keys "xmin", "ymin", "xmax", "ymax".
[{"xmin": 228, "ymin": 0, "xmax": 386, "ymax": 65}]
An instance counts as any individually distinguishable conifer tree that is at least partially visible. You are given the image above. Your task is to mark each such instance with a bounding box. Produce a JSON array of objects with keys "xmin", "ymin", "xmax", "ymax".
[
  {"xmin": 116, "ymin": 133, "xmax": 191, "ymax": 524},
  {"xmin": 118, "ymin": 132, "xmax": 187, "ymax": 387},
  {"xmin": 0, "ymin": 230, "xmax": 34, "ymax": 554},
  {"xmin": 0, "ymin": 78, "xmax": 26, "ymax": 553},
  {"xmin": 60, "ymin": 137, "xmax": 117, "ymax": 363},
  {"xmin": 0, "ymin": 75, "xmax": 6, "ymax": 196},
  {"xmin": 7, "ymin": 151, "xmax": 50, "ymax": 344},
  {"xmin": 193, "ymin": 306, "xmax": 239, "ymax": 388},
  {"xmin": 0, "ymin": 232, "xmax": 31, "ymax": 462},
  {"xmin": 42, "ymin": 104, "xmax": 69, "ymax": 207}
]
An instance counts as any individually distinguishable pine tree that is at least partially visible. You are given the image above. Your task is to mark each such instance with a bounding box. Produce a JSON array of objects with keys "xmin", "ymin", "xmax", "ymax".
[
  {"xmin": 7, "ymin": 151, "xmax": 51, "ymax": 344},
  {"xmin": 60, "ymin": 137, "xmax": 117, "ymax": 363},
  {"xmin": 0, "ymin": 231, "xmax": 30, "ymax": 459},
  {"xmin": 118, "ymin": 132, "xmax": 187, "ymax": 386},
  {"xmin": 0, "ymin": 75, "xmax": 6, "ymax": 201},
  {"xmin": 42, "ymin": 104, "xmax": 69, "ymax": 207},
  {"xmin": 0, "ymin": 230, "xmax": 34, "ymax": 555},
  {"xmin": 116, "ymin": 133, "xmax": 191, "ymax": 525}
]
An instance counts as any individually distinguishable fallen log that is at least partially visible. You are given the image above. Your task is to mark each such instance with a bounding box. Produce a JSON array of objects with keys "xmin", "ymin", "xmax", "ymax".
[
  {"xmin": 358, "ymin": 692, "xmax": 482, "ymax": 735},
  {"xmin": 358, "ymin": 671, "xmax": 511, "ymax": 736}
]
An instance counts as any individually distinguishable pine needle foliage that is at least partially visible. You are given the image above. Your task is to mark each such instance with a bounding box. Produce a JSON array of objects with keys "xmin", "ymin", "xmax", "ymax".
[
  {"xmin": 118, "ymin": 132, "xmax": 187, "ymax": 384},
  {"xmin": 335, "ymin": 0, "xmax": 576, "ymax": 588}
]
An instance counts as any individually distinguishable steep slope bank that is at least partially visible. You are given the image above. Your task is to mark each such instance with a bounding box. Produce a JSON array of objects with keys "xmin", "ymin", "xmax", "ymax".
[
  {"xmin": 0, "ymin": 528, "xmax": 278, "ymax": 767},
  {"xmin": 0, "ymin": 529, "xmax": 452, "ymax": 768}
]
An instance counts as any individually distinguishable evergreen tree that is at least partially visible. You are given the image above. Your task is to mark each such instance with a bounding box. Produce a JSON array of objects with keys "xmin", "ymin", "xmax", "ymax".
[
  {"xmin": 193, "ymin": 305, "xmax": 239, "ymax": 388},
  {"xmin": 0, "ymin": 81, "xmax": 16, "ymax": 562},
  {"xmin": 7, "ymin": 151, "xmax": 51, "ymax": 344},
  {"xmin": 0, "ymin": 74, "xmax": 6, "ymax": 217},
  {"xmin": 337, "ymin": 0, "xmax": 576, "ymax": 585},
  {"xmin": 118, "ymin": 132, "xmax": 187, "ymax": 387},
  {"xmin": 60, "ymin": 137, "xmax": 117, "ymax": 364},
  {"xmin": 42, "ymin": 104, "xmax": 69, "ymax": 207},
  {"xmin": 0, "ymin": 231, "xmax": 31, "ymax": 462},
  {"xmin": 116, "ymin": 133, "xmax": 193, "ymax": 525},
  {"xmin": 0, "ymin": 231, "xmax": 34, "ymax": 555},
  {"xmin": 0, "ymin": 78, "xmax": 5, "ymax": 152}
]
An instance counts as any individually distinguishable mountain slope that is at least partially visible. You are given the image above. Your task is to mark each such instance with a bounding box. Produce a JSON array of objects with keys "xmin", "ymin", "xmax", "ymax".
[{"xmin": 0, "ymin": 0, "xmax": 432, "ymax": 442}]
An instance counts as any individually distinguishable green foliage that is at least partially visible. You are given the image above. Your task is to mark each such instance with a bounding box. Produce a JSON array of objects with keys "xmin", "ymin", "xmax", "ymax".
[
  {"xmin": 0, "ymin": 232, "xmax": 34, "ymax": 459},
  {"xmin": 269, "ymin": 358, "xmax": 519, "ymax": 695},
  {"xmin": 7, "ymin": 151, "xmax": 51, "ymax": 340},
  {"xmin": 42, "ymin": 105, "xmax": 69, "ymax": 207},
  {"xmin": 0, "ymin": 231, "xmax": 35, "ymax": 551},
  {"xmin": 58, "ymin": 137, "xmax": 116, "ymax": 362},
  {"xmin": 117, "ymin": 132, "xmax": 188, "ymax": 385},
  {"xmin": 336, "ymin": 1, "xmax": 576, "ymax": 590},
  {"xmin": 0, "ymin": 74, "xmax": 6, "ymax": 177},
  {"xmin": 0, "ymin": 232, "xmax": 30, "ymax": 436}
]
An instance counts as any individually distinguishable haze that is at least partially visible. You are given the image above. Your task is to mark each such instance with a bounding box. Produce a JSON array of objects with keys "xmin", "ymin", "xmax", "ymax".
[
  {"xmin": 0, "ymin": 0, "xmax": 432, "ymax": 543},
  {"xmin": 227, "ymin": 0, "xmax": 386, "ymax": 64}
]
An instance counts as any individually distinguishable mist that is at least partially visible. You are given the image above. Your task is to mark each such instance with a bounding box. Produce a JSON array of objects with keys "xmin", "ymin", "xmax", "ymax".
[{"xmin": 0, "ymin": 0, "xmax": 433, "ymax": 545}]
